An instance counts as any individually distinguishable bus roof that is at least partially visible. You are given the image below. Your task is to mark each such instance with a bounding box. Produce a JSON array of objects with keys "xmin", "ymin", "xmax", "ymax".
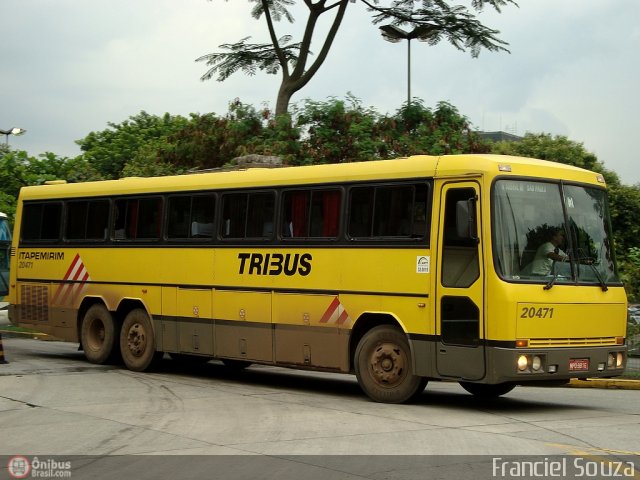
[{"xmin": 18, "ymin": 154, "xmax": 605, "ymax": 200}]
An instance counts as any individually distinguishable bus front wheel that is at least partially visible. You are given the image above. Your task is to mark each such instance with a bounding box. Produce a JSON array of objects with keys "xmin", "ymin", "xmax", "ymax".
[
  {"xmin": 81, "ymin": 304, "xmax": 117, "ymax": 364},
  {"xmin": 354, "ymin": 325, "xmax": 427, "ymax": 403},
  {"xmin": 120, "ymin": 309, "xmax": 162, "ymax": 372}
]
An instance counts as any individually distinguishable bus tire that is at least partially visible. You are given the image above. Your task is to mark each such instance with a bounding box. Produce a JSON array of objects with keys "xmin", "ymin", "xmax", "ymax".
[
  {"xmin": 81, "ymin": 304, "xmax": 117, "ymax": 365},
  {"xmin": 354, "ymin": 325, "xmax": 427, "ymax": 404},
  {"xmin": 459, "ymin": 381, "xmax": 515, "ymax": 398},
  {"xmin": 120, "ymin": 309, "xmax": 162, "ymax": 372}
]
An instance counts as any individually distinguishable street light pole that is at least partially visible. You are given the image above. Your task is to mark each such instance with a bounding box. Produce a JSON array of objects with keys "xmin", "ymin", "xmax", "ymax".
[
  {"xmin": 0, "ymin": 127, "xmax": 27, "ymax": 146},
  {"xmin": 379, "ymin": 25, "xmax": 434, "ymax": 108},
  {"xmin": 407, "ymin": 35, "xmax": 411, "ymax": 106}
]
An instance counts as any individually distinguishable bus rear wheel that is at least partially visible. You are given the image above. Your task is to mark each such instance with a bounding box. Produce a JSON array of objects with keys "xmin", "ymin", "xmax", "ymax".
[
  {"xmin": 120, "ymin": 309, "xmax": 162, "ymax": 372},
  {"xmin": 81, "ymin": 304, "xmax": 117, "ymax": 364},
  {"xmin": 459, "ymin": 381, "xmax": 515, "ymax": 398},
  {"xmin": 354, "ymin": 325, "xmax": 427, "ymax": 403}
]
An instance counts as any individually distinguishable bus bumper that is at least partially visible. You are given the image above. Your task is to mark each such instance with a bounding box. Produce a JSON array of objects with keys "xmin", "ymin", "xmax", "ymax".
[{"xmin": 486, "ymin": 345, "xmax": 627, "ymax": 384}]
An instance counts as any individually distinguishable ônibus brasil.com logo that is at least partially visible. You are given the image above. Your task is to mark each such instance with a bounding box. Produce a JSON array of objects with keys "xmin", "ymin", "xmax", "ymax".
[{"xmin": 7, "ymin": 456, "xmax": 72, "ymax": 478}]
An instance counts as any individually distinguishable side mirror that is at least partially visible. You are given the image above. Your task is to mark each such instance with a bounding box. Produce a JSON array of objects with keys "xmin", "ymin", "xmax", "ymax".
[{"xmin": 456, "ymin": 198, "xmax": 478, "ymax": 241}]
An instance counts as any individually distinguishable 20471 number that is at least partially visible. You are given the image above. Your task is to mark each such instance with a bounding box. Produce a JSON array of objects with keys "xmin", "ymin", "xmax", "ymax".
[{"xmin": 520, "ymin": 306, "xmax": 554, "ymax": 319}]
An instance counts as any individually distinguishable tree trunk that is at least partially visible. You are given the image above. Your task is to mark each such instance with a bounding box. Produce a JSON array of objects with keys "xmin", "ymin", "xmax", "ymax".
[{"xmin": 275, "ymin": 81, "xmax": 295, "ymax": 117}]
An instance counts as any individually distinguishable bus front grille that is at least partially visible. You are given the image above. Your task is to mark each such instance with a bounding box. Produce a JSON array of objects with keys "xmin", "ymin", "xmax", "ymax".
[
  {"xmin": 19, "ymin": 284, "xmax": 50, "ymax": 323},
  {"xmin": 528, "ymin": 337, "xmax": 618, "ymax": 347}
]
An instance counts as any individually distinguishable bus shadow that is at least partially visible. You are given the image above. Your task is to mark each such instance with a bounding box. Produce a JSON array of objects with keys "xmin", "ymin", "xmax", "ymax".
[
  {"xmin": 161, "ymin": 358, "xmax": 365, "ymax": 399},
  {"xmin": 159, "ymin": 357, "xmax": 595, "ymax": 413},
  {"xmin": 413, "ymin": 384, "xmax": 586, "ymax": 413},
  {"xmin": 26, "ymin": 345, "xmax": 602, "ymax": 413}
]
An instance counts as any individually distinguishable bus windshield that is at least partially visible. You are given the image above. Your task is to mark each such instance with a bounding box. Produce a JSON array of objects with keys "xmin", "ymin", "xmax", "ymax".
[{"xmin": 493, "ymin": 179, "xmax": 619, "ymax": 285}]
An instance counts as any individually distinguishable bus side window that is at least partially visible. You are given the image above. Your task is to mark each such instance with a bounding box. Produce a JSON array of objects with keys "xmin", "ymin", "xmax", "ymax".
[
  {"xmin": 282, "ymin": 189, "xmax": 341, "ymax": 239},
  {"xmin": 113, "ymin": 198, "xmax": 162, "ymax": 240},
  {"xmin": 66, "ymin": 200, "xmax": 109, "ymax": 241},
  {"xmin": 21, "ymin": 202, "xmax": 62, "ymax": 242},
  {"xmin": 168, "ymin": 194, "xmax": 215, "ymax": 240},
  {"xmin": 221, "ymin": 193, "xmax": 245, "ymax": 238},
  {"xmin": 441, "ymin": 187, "xmax": 479, "ymax": 288},
  {"xmin": 190, "ymin": 194, "xmax": 215, "ymax": 238},
  {"xmin": 221, "ymin": 192, "xmax": 275, "ymax": 239},
  {"xmin": 348, "ymin": 188, "xmax": 373, "ymax": 238},
  {"xmin": 348, "ymin": 183, "xmax": 428, "ymax": 240},
  {"xmin": 246, "ymin": 192, "xmax": 275, "ymax": 239}
]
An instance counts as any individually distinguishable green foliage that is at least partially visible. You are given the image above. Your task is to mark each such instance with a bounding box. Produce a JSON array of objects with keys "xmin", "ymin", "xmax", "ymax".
[
  {"xmin": 292, "ymin": 97, "xmax": 489, "ymax": 164},
  {"xmin": 121, "ymin": 142, "xmax": 183, "ymax": 178},
  {"xmin": 296, "ymin": 95, "xmax": 384, "ymax": 164},
  {"xmin": 72, "ymin": 98, "xmax": 495, "ymax": 170},
  {"xmin": 157, "ymin": 102, "xmax": 269, "ymax": 170},
  {"xmin": 197, "ymin": 36, "xmax": 302, "ymax": 81},
  {"xmin": 386, "ymin": 100, "xmax": 490, "ymax": 157},
  {"xmin": 0, "ymin": 150, "xmax": 100, "ymax": 223},
  {"xmin": 0, "ymin": 191, "xmax": 16, "ymax": 220},
  {"xmin": 491, "ymin": 132, "xmax": 620, "ymax": 184},
  {"xmin": 607, "ymin": 184, "xmax": 640, "ymax": 256},
  {"xmin": 608, "ymin": 185, "xmax": 640, "ymax": 301},
  {"xmin": 620, "ymin": 247, "xmax": 640, "ymax": 303},
  {"xmin": 76, "ymin": 111, "xmax": 189, "ymax": 179}
]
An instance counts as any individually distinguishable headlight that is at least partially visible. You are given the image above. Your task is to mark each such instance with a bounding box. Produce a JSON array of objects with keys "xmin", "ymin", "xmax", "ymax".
[
  {"xmin": 517, "ymin": 355, "xmax": 528, "ymax": 371},
  {"xmin": 531, "ymin": 356, "xmax": 542, "ymax": 371},
  {"xmin": 616, "ymin": 352, "xmax": 624, "ymax": 368},
  {"xmin": 607, "ymin": 353, "xmax": 616, "ymax": 368}
]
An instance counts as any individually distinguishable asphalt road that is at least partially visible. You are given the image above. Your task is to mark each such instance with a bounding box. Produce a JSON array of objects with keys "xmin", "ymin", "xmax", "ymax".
[
  {"xmin": 2, "ymin": 337, "xmax": 640, "ymax": 450},
  {"xmin": 1, "ymin": 328, "xmax": 639, "ymax": 479}
]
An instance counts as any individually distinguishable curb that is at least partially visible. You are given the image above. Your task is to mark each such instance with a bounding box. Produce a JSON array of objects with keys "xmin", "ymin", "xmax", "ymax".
[
  {"xmin": 0, "ymin": 328, "xmax": 52, "ymax": 340},
  {"xmin": 568, "ymin": 378, "xmax": 640, "ymax": 390}
]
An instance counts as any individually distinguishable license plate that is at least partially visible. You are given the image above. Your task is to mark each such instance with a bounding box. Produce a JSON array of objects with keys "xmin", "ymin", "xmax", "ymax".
[{"xmin": 569, "ymin": 358, "xmax": 590, "ymax": 371}]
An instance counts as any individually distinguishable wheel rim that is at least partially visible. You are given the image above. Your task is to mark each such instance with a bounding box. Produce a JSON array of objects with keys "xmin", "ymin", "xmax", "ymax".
[
  {"xmin": 87, "ymin": 319, "xmax": 105, "ymax": 350},
  {"xmin": 126, "ymin": 322, "xmax": 147, "ymax": 358},
  {"xmin": 369, "ymin": 341, "xmax": 407, "ymax": 387}
]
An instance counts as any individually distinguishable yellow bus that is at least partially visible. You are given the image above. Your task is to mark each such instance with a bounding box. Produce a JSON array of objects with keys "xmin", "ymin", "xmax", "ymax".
[{"xmin": 7, "ymin": 154, "xmax": 628, "ymax": 403}]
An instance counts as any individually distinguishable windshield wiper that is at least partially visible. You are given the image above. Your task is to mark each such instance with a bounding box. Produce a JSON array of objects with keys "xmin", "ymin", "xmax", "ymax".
[
  {"xmin": 543, "ymin": 262, "xmax": 561, "ymax": 290},
  {"xmin": 587, "ymin": 262, "xmax": 608, "ymax": 291},
  {"xmin": 543, "ymin": 272, "xmax": 559, "ymax": 290},
  {"xmin": 576, "ymin": 249, "xmax": 608, "ymax": 291}
]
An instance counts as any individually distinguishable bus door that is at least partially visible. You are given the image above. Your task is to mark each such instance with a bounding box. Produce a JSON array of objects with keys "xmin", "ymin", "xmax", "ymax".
[{"xmin": 435, "ymin": 182, "xmax": 485, "ymax": 380}]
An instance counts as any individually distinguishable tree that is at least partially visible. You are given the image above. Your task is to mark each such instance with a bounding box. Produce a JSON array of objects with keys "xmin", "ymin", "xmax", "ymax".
[
  {"xmin": 491, "ymin": 132, "xmax": 620, "ymax": 185},
  {"xmin": 76, "ymin": 111, "xmax": 190, "ymax": 179},
  {"xmin": 0, "ymin": 150, "xmax": 101, "ymax": 222},
  {"xmin": 620, "ymin": 247, "xmax": 640, "ymax": 303},
  {"xmin": 295, "ymin": 94, "xmax": 384, "ymax": 164},
  {"xmin": 383, "ymin": 100, "xmax": 490, "ymax": 157},
  {"xmin": 607, "ymin": 183, "xmax": 640, "ymax": 274},
  {"xmin": 197, "ymin": 0, "xmax": 516, "ymax": 116},
  {"xmin": 159, "ymin": 102, "xmax": 269, "ymax": 170}
]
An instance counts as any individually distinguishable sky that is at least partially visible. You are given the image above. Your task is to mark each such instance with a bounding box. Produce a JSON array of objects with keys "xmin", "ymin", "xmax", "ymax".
[{"xmin": 2, "ymin": 1, "xmax": 639, "ymax": 184}]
